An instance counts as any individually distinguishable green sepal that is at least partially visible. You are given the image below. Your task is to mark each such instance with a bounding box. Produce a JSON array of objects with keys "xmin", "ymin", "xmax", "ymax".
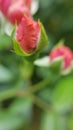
[
  {"xmin": 53, "ymin": 39, "xmax": 65, "ymax": 49},
  {"xmin": 49, "ymin": 57, "xmax": 63, "ymax": 74},
  {"xmin": 12, "ymin": 25, "xmax": 39, "ymax": 57},
  {"xmin": 11, "ymin": 23, "xmax": 17, "ymax": 39},
  {"xmin": 36, "ymin": 20, "xmax": 48, "ymax": 53},
  {"xmin": 13, "ymin": 39, "xmax": 39, "ymax": 61},
  {"xmin": 13, "ymin": 39, "xmax": 32, "ymax": 56},
  {"xmin": 11, "ymin": 24, "xmax": 31, "ymax": 56}
]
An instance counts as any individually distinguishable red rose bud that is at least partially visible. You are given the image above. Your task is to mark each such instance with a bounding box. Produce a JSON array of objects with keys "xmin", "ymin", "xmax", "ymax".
[
  {"xmin": 14, "ymin": 16, "xmax": 48, "ymax": 56},
  {"xmin": 50, "ymin": 46, "xmax": 73, "ymax": 70},
  {"xmin": 16, "ymin": 16, "xmax": 40, "ymax": 53}
]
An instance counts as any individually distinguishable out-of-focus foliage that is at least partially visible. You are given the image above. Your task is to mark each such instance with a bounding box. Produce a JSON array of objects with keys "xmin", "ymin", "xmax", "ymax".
[
  {"xmin": 36, "ymin": 0, "xmax": 73, "ymax": 49},
  {"xmin": 0, "ymin": 0, "xmax": 73, "ymax": 130}
]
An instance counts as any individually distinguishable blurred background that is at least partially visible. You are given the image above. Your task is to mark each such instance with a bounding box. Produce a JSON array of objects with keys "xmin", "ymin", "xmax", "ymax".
[{"xmin": 0, "ymin": 0, "xmax": 73, "ymax": 130}]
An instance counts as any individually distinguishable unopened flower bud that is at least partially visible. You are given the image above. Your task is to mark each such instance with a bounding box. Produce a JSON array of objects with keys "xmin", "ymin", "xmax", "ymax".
[
  {"xmin": 50, "ymin": 46, "xmax": 73, "ymax": 70},
  {"xmin": 14, "ymin": 16, "xmax": 48, "ymax": 56}
]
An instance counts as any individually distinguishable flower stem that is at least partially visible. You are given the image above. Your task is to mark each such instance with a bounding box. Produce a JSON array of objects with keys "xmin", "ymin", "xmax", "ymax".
[
  {"xmin": 31, "ymin": 95, "xmax": 51, "ymax": 111},
  {"xmin": 0, "ymin": 74, "xmax": 59, "ymax": 102}
]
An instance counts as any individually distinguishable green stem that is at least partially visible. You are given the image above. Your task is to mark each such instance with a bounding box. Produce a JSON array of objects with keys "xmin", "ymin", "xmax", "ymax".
[
  {"xmin": 30, "ymin": 76, "xmax": 52, "ymax": 93},
  {"xmin": 32, "ymin": 95, "xmax": 51, "ymax": 111},
  {"xmin": 0, "ymin": 88, "xmax": 18, "ymax": 102},
  {"xmin": 0, "ymin": 74, "xmax": 59, "ymax": 102}
]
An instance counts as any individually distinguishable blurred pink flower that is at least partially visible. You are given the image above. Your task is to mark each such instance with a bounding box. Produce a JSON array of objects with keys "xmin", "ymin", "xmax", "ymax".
[
  {"xmin": 0, "ymin": 0, "xmax": 11, "ymax": 16},
  {"xmin": 50, "ymin": 46, "xmax": 73, "ymax": 69},
  {"xmin": 7, "ymin": 5, "xmax": 31, "ymax": 24},
  {"xmin": 0, "ymin": 0, "xmax": 32, "ymax": 24}
]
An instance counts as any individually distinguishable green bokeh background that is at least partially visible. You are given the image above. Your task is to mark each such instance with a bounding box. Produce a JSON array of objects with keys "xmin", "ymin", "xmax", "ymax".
[{"xmin": 0, "ymin": 0, "xmax": 73, "ymax": 130}]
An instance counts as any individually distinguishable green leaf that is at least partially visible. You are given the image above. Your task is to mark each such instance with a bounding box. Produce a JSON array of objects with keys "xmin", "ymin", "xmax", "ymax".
[
  {"xmin": 40, "ymin": 111, "xmax": 66, "ymax": 130},
  {"xmin": 0, "ymin": 34, "xmax": 12, "ymax": 50},
  {"xmin": 0, "ymin": 65, "xmax": 14, "ymax": 84},
  {"xmin": 9, "ymin": 97, "xmax": 33, "ymax": 119},
  {"xmin": 53, "ymin": 76, "xmax": 73, "ymax": 112},
  {"xmin": 0, "ymin": 97, "xmax": 33, "ymax": 130},
  {"xmin": 68, "ymin": 114, "xmax": 73, "ymax": 130},
  {"xmin": 37, "ymin": 87, "xmax": 51, "ymax": 102},
  {"xmin": 0, "ymin": 112, "xmax": 23, "ymax": 130}
]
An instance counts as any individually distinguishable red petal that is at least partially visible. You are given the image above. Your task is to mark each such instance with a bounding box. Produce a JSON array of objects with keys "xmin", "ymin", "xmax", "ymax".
[
  {"xmin": 50, "ymin": 46, "xmax": 73, "ymax": 69},
  {"xmin": 16, "ymin": 16, "xmax": 40, "ymax": 53}
]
